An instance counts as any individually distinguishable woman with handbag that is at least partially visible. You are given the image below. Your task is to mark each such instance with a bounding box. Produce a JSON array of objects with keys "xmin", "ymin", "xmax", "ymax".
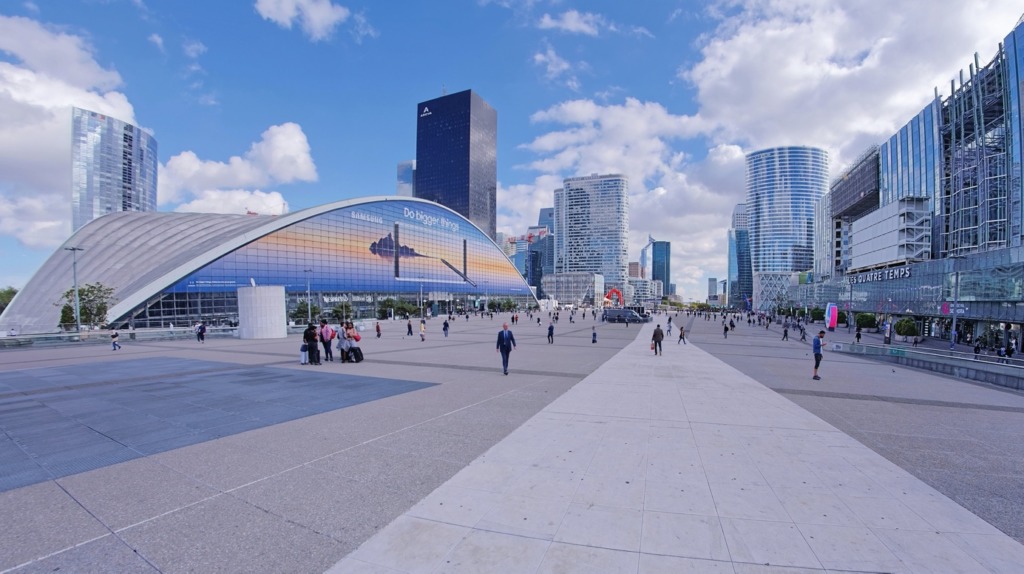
[{"xmin": 345, "ymin": 322, "xmax": 364, "ymax": 363}]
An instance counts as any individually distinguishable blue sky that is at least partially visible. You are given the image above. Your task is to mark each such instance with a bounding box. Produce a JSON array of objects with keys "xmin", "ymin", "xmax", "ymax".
[{"xmin": 0, "ymin": 1, "xmax": 1021, "ymax": 302}]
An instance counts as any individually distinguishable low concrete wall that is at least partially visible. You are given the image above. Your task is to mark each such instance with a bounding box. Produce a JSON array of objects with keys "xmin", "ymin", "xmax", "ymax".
[{"xmin": 832, "ymin": 342, "xmax": 1024, "ymax": 390}]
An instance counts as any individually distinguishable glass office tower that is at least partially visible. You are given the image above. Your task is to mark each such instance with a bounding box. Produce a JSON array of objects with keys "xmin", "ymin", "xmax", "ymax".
[
  {"xmin": 414, "ymin": 90, "xmax": 497, "ymax": 239},
  {"xmin": 745, "ymin": 146, "xmax": 829, "ymax": 311},
  {"xmin": 71, "ymin": 107, "xmax": 158, "ymax": 232},
  {"xmin": 727, "ymin": 204, "xmax": 752, "ymax": 309},
  {"xmin": 396, "ymin": 160, "xmax": 415, "ymax": 196},
  {"xmin": 651, "ymin": 241, "xmax": 671, "ymax": 295},
  {"xmin": 553, "ymin": 174, "xmax": 629, "ymax": 292}
]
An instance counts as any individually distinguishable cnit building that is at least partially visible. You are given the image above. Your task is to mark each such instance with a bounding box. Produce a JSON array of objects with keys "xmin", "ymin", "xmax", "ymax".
[{"xmin": 794, "ymin": 17, "xmax": 1024, "ymax": 350}]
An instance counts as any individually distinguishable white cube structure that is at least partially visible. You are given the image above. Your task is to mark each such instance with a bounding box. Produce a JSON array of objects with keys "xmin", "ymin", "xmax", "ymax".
[{"xmin": 237, "ymin": 286, "xmax": 287, "ymax": 339}]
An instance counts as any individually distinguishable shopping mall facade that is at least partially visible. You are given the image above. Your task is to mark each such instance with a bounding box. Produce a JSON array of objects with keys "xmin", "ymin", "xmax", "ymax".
[
  {"xmin": 1, "ymin": 197, "xmax": 537, "ymax": 333},
  {"xmin": 793, "ymin": 18, "xmax": 1024, "ymax": 349}
]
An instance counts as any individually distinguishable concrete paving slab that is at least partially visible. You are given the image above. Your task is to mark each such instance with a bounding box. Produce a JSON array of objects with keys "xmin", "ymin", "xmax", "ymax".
[
  {"xmin": 5, "ymin": 313, "xmax": 1024, "ymax": 572},
  {"xmin": 56, "ymin": 457, "xmax": 217, "ymax": 531},
  {"xmin": 336, "ymin": 318, "xmax": 1024, "ymax": 573},
  {"xmin": 0, "ymin": 481, "xmax": 109, "ymax": 571},
  {"xmin": 9, "ymin": 535, "xmax": 158, "ymax": 574}
]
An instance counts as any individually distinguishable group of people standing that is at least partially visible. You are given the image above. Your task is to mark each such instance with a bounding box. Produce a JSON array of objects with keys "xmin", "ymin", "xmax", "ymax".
[{"xmin": 301, "ymin": 320, "xmax": 362, "ymax": 365}]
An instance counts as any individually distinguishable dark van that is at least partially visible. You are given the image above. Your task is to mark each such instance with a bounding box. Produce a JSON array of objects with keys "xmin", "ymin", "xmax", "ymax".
[{"xmin": 603, "ymin": 309, "xmax": 647, "ymax": 323}]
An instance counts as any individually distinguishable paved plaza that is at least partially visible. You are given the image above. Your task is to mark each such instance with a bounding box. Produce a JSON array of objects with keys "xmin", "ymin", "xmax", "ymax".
[{"xmin": 1, "ymin": 313, "xmax": 1024, "ymax": 572}]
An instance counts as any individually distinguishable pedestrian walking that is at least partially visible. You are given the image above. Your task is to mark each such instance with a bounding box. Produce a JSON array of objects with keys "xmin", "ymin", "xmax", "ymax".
[
  {"xmin": 678, "ymin": 326, "xmax": 687, "ymax": 344},
  {"xmin": 652, "ymin": 324, "xmax": 664, "ymax": 355},
  {"xmin": 782, "ymin": 326, "xmax": 789, "ymax": 341},
  {"xmin": 592, "ymin": 326, "xmax": 597, "ymax": 344},
  {"xmin": 420, "ymin": 318, "xmax": 426, "ymax": 341},
  {"xmin": 974, "ymin": 343, "xmax": 981, "ymax": 360},
  {"xmin": 375, "ymin": 321, "xmax": 381, "ymax": 338},
  {"xmin": 195, "ymin": 321, "xmax": 206, "ymax": 343},
  {"xmin": 443, "ymin": 319, "xmax": 450, "ymax": 338},
  {"xmin": 812, "ymin": 330, "xmax": 825, "ymax": 380},
  {"xmin": 723, "ymin": 323, "xmax": 729, "ymax": 339},
  {"xmin": 496, "ymin": 322, "xmax": 516, "ymax": 375},
  {"xmin": 406, "ymin": 319, "xmax": 413, "ymax": 337},
  {"xmin": 110, "ymin": 328, "xmax": 121, "ymax": 351},
  {"xmin": 855, "ymin": 327, "xmax": 862, "ymax": 344},
  {"xmin": 547, "ymin": 322, "xmax": 554, "ymax": 344}
]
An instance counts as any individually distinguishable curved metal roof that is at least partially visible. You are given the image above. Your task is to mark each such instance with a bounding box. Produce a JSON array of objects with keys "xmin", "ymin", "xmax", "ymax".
[{"xmin": 2, "ymin": 197, "xmax": 519, "ymax": 333}]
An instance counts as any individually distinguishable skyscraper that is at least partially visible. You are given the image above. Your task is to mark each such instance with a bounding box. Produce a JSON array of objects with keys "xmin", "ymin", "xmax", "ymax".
[
  {"xmin": 414, "ymin": 90, "xmax": 497, "ymax": 239},
  {"xmin": 745, "ymin": 146, "xmax": 829, "ymax": 311},
  {"xmin": 727, "ymin": 203, "xmax": 752, "ymax": 309},
  {"xmin": 651, "ymin": 241, "xmax": 671, "ymax": 294},
  {"xmin": 553, "ymin": 173, "xmax": 629, "ymax": 292},
  {"xmin": 71, "ymin": 107, "xmax": 157, "ymax": 232},
  {"xmin": 396, "ymin": 160, "xmax": 415, "ymax": 196}
]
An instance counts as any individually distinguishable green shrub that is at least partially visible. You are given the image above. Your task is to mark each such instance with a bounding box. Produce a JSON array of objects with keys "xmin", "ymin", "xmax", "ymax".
[
  {"xmin": 894, "ymin": 317, "xmax": 919, "ymax": 337},
  {"xmin": 855, "ymin": 313, "xmax": 878, "ymax": 329}
]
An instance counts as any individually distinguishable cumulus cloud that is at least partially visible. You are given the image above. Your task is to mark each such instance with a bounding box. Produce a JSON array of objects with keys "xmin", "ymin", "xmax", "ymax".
[
  {"xmin": 158, "ymin": 122, "xmax": 318, "ymax": 205},
  {"xmin": 174, "ymin": 189, "xmax": 289, "ymax": 215},
  {"xmin": 0, "ymin": 15, "xmax": 136, "ymax": 250},
  {"xmin": 502, "ymin": 0, "xmax": 1024, "ymax": 302},
  {"xmin": 148, "ymin": 33, "xmax": 164, "ymax": 52},
  {"xmin": 537, "ymin": 10, "xmax": 606, "ymax": 36},
  {"xmin": 255, "ymin": 0, "xmax": 350, "ymax": 41},
  {"xmin": 532, "ymin": 44, "xmax": 580, "ymax": 90}
]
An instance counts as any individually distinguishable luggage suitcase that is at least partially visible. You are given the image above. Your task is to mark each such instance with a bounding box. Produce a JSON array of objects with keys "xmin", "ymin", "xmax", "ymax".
[{"xmin": 352, "ymin": 347, "xmax": 364, "ymax": 363}]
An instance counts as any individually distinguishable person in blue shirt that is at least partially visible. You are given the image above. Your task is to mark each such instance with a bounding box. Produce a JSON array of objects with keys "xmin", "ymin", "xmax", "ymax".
[{"xmin": 812, "ymin": 330, "xmax": 825, "ymax": 380}]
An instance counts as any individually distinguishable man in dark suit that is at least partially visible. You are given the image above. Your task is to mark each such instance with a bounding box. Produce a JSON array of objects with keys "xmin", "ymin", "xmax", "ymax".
[{"xmin": 496, "ymin": 322, "xmax": 517, "ymax": 375}]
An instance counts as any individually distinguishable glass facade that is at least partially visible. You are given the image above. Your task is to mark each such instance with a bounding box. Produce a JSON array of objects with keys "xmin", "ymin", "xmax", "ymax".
[
  {"xmin": 746, "ymin": 146, "xmax": 829, "ymax": 310},
  {"xmin": 396, "ymin": 160, "xmax": 415, "ymax": 196},
  {"xmin": 71, "ymin": 107, "xmax": 157, "ymax": 232},
  {"xmin": 651, "ymin": 241, "xmax": 671, "ymax": 297},
  {"xmin": 1, "ymin": 198, "xmax": 537, "ymax": 332},
  {"xmin": 727, "ymin": 227, "xmax": 752, "ymax": 309},
  {"xmin": 414, "ymin": 90, "xmax": 497, "ymax": 239},
  {"xmin": 554, "ymin": 174, "xmax": 629, "ymax": 291}
]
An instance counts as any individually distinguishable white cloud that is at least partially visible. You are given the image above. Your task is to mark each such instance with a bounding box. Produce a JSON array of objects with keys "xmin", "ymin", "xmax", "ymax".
[
  {"xmin": 148, "ymin": 33, "xmax": 164, "ymax": 52},
  {"xmin": 0, "ymin": 15, "xmax": 122, "ymax": 91},
  {"xmin": 533, "ymin": 47, "xmax": 568, "ymax": 77},
  {"xmin": 182, "ymin": 39, "xmax": 206, "ymax": 58},
  {"xmin": 501, "ymin": 0, "xmax": 1024, "ymax": 303},
  {"xmin": 255, "ymin": 0, "xmax": 350, "ymax": 41},
  {"xmin": 349, "ymin": 12, "xmax": 378, "ymax": 44},
  {"xmin": 0, "ymin": 15, "xmax": 136, "ymax": 250},
  {"xmin": 537, "ymin": 10, "xmax": 606, "ymax": 36},
  {"xmin": 174, "ymin": 189, "xmax": 289, "ymax": 215},
  {"xmin": 158, "ymin": 122, "xmax": 318, "ymax": 205}
]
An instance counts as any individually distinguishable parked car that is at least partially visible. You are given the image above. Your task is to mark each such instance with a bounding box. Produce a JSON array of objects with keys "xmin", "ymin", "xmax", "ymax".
[{"xmin": 603, "ymin": 309, "xmax": 648, "ymax": 323}]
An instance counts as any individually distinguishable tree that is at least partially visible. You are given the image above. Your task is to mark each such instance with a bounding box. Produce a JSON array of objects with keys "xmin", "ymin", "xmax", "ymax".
[
  {"xmin": 837, "ymin": 311, "xmax": 848, "ymax": 325},
  {"xmin": 894, "ymin": 317, "xmax": 919, "ymax": 337},
  {"xmin": 376, "ymin": 298, "xmax": 417, "ymax": 320},
  {"xmin": 0, "ymin": 286, "xmax": 16, "ymax": 314},
  {"xmin": 855, "ymin": 313, "xmax": 878, "ymax": 329},
  {"xmin": 290, "ymin": 302, "xmax": 321, "ymax": 323},
  {"xmin": 57, "ymin": 282, "xmax": 115, "ymax": 327},
  {"xmin": 810, "ymin": 307, "xmax": 825, "ymax": 321},
  {"xmin": 330, "ymin": 302, "xmax": 352, "ymax": 322}
]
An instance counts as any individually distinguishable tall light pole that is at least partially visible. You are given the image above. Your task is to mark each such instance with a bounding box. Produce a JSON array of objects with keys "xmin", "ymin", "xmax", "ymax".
[
  {"xmin": 950, "ymin": 256, "xmax": 963, "ymax": 350},
  {"xmin": 304, "ymin": 268, "xmax": 313, "ymax": 324},
  {"xmin": 64, "ymin": 247, "xmax": 84, "ymax": 333}
]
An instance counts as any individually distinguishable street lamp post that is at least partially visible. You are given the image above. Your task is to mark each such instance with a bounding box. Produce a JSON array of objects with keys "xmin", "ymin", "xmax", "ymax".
[
  {"xmin": 848, "ymin": 279, "xmax": 854, "ymax": 333},
  {"xmin": 304, "ymin": 268, "xmax": 313, "ymax": 324},
  {"xmin": 950, "ymin": 262, "xmax": 962, "ymax": 350},
  {"xmin": 64, "ymin": 247, "xmax": 84, "ymax": 333}
]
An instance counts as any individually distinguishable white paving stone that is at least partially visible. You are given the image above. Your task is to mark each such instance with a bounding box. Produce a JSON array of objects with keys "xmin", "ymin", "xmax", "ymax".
[{"xmin": 329, "ymin": 323, "xmax": 1024, "ymax": 573}]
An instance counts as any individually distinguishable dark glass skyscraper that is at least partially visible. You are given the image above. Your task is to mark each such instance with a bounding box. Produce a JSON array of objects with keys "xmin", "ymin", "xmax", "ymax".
[
  {"xmin": 651, "ymin": 241, "xmax": 671, "ymax": 294},
  {"xmin": 415, "ymin": 90, "xmax": 497, "ymax": 239}
]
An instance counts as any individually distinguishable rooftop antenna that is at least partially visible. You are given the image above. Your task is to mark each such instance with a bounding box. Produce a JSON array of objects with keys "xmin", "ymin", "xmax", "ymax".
[{"xmin": 442, "ymin": 83, "xmax": 447, "ymax": 96}]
